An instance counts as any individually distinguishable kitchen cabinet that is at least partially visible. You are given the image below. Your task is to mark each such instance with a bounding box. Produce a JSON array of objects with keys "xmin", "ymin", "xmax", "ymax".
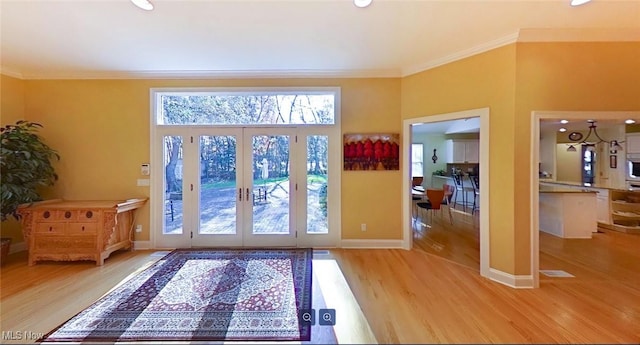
[
  {"xmin": 626, "ymin": 133, "xmax": 640, "ymax": 153},
  {"xmin": 16, "ymin": 198, "xmax": 147, "ymax": 265},
  {"xmin": 539, "ymin": 182, "xmax": 609, "ymax": 227},
  {"xmin": 595, "ymin": 189, "xmax": 611, "ymax": 225},
  {"xmin": 446, "ymin": 139, "xmax": 479, "ymax": 163},
  {"xmin": 539, "ymin": 189, "xmax": 597, "ymax": 238}
]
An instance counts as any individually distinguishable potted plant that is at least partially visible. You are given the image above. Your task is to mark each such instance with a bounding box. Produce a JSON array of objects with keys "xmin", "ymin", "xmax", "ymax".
[
  {"xmin": 0, "ymin": 120, "xmax": 59, "ymax": 258},
  {"xmin": 433, "ymin": 169, "xmax": 447, "ymax": 176}
]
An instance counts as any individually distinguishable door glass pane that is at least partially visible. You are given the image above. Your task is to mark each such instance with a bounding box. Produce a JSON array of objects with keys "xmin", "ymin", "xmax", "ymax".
[
  {"xmin": 199, "ymin": 135, "xmax": 237, "ymax": 234},
  {"xmin": 307, "ymin": 135, "xmax": 328, "ymax": 234},
  {"xmin": 252, "ymin": 135, "xmax": 290, "ymax": 234},
  {"xmin": 164, "ymin": 136, "xmax": 183, "ymax": 234}
]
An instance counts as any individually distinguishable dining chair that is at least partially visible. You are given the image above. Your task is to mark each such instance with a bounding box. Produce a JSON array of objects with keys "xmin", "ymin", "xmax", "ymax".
[
  {"xmin": 416, "ymin": 188, "xmax": 446, "ymax": 226},
  {"xmin": 442, "ymin": 184, "xmax": 455, "ymax": 224}
]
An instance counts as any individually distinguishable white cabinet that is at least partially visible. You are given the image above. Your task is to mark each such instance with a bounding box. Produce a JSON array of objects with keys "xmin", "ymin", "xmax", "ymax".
[
  {"xmin": 446, "ymin": 139, "xmax": 479, "ymax": 163},
  {"xmin": 626, "ymin": 133, "xmax": 640, "ymax": 153},
  {"xmin": 587, "ymin": 188, "xmax": 610, "ymax": 225}
]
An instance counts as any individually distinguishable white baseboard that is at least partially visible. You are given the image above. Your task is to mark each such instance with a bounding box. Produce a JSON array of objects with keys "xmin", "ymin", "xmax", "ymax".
[
  {"xmin": 339, "ymin": 239, "xmax": 404, "ymax": 249},
  {"xmin": 488, "ymin": 268, "xmax": 534, "ymax": 288},
  {"xmin": 133, "ymin": 241, "xmax": 152, "ymax": 250},
  {"xmin": 9, "ymin": 241, "xmax": 27, "ymax": 254}
]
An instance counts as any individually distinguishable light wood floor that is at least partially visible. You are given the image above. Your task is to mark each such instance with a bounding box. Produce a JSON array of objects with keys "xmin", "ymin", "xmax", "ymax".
[{"xmin": 2, "ymin": 218, "xmax": 640, "ymax": 343}]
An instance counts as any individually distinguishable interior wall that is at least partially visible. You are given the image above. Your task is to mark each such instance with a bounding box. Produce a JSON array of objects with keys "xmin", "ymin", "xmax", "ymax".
[
  {"xmin": 555, "ymin": 144, "xmax": 582, "ymax": 182},
  {"xmin": 0, "ymin": 75, "xmax": 28, "ymax": 244},
  {"xmin": 402, "ymin": 45, "xmax": 517, "ymax": 275},
  {"xmin": 515, "ymin": 41, "xmax": 640, "ymax": 273},
  {"xmin": 17, "ymin": 77, "xmax": 402, "ymax": 246},
  {"xmin": 412, "ymin": 132, "xmax": 447, "ymax": 188},
  {"xmin": 539, "ymin": 127, "xmax": 556, "ymax": 178}
]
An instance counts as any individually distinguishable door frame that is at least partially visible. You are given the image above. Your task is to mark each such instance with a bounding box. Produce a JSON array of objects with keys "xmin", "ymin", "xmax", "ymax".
[
  {"xmin": 531, "ymin": 110, "xmax": 640, "ymax": 289},
  {"xmin": 401, "ymin": 107, "xmax": 490, "ymax": 279},
  {"xmin": 149, "ymin": 87, "xmax": 342, "ymax": 250},
  {"xmin": 151, "ymin": 126, "xmax": 341, "ymax": 249}
]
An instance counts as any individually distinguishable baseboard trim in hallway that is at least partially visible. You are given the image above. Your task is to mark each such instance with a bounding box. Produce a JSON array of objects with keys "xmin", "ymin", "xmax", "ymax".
[{"xmin": 489, "ymin": 267, "xmax": 534, "ymax": 288}]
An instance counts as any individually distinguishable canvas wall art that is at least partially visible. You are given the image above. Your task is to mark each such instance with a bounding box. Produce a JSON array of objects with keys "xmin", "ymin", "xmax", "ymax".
[{"xmin": 343, "ymin": 133, "xmax": 400, "ymax": 171}]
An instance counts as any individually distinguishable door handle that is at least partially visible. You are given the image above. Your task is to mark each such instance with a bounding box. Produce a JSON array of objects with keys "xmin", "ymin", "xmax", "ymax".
[
  {"xmin": 239, "ymin": 188, "xmax": 242, "ymax": 201},
  {"xmin": 246, "ymin": 188, "xmax": 250, "ymax": 201}
]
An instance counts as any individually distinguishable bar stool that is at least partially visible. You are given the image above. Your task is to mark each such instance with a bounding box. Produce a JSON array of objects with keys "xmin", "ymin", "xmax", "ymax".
[
  {"xmin": 470, "ymin": 174, "xmax": 480, "ymax": 215},
  {"xmin": 452, "ymin": 173, "xmax": 467, "ymax": 212}
]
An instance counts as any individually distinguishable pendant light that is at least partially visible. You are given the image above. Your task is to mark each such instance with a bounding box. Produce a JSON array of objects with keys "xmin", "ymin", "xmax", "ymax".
[{"xmin": 566, "ymin": 120, "xmax": 624, "ymax": 152}]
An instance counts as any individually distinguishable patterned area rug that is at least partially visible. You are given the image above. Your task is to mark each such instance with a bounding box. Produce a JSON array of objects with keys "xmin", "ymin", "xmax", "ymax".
[{"xmin": 40, "ymin": 248, "xmax": 313, "ymax": 342}]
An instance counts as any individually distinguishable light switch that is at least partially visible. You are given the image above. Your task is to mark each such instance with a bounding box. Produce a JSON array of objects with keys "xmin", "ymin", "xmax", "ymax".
[{"xmin": 141, "ymin": 163, "xmax": 150, "ymax": 176}]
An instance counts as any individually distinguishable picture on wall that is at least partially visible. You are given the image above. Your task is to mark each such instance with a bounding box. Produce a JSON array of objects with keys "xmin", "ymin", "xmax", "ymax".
[{"xmin": 343, "ymin": 133, "xmax": 400, "ymax": 171}]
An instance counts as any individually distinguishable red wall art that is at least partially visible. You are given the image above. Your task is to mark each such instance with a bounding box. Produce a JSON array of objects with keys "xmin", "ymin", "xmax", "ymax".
[{"xmin": 343, "ymin": 133, "xmax": 400, "ymax": 171}]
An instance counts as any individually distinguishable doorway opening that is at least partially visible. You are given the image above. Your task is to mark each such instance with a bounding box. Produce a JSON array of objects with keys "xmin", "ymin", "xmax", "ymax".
[
  {"xmin": 410, "ymin": 117, "xmax": 481, "ymax": 271},
  {"xmin": 534, "ymin": 111, "xmax": 640, "ymax": 288},
  {"xmin": 402, "ymin": 107, "xmax": 490, "ymax": 279}
]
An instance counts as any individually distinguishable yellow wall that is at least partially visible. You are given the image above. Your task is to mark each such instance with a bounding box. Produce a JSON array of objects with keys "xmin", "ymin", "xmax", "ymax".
[
  {"xmin": 0, "ymin": 75, "xmax": 27, "ymax": 244},
  {"xmin": 555, "ymin": 145, "xmax": 582, "ymax": 182},
  {"xmin": 13, "ymin": 78, "xmax": 402, "ymax": 244},
  {"xmin": 4, "ymin": 41, "xmax": 638, "ymax": 276},
  {"xmin": 513, "ymin": 41, "xmax": 640, "ymax": 274},
  {"xmin": 402, "ymin": 41, "xmax": 640, "ymax": 276},
  {"xmin": 402, "ymin": 45, "xmax": 518, "ymax": 274}
]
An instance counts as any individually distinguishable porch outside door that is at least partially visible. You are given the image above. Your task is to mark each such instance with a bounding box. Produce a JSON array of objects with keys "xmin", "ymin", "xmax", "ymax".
[{"xmin": 157, "ymin": 127, "xmax": 297, "ymax": 248}]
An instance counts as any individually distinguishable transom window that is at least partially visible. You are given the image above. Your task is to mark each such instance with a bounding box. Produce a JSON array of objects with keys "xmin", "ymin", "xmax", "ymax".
[{"xmin": 156, "ymin": 90, "xmax": 336, "ymax": 125}]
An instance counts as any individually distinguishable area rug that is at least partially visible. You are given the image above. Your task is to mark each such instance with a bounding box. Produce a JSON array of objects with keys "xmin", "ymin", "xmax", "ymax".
[{"xmin": 40, "ymin": 248, "xmax": 313, "ymax": 342}]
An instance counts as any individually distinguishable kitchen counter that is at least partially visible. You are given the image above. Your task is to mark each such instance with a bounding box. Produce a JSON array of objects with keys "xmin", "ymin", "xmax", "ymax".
[
  {"xmin": 539, "ymin": 184, "xmax": 598, "ymax": 193},
  {"xmin": 539, "ymin": 188, "xmax": 597, "ymax": 239},
  {"xmin": 540, "ymin": 180, "xmax": 627, "ymax": 191}
]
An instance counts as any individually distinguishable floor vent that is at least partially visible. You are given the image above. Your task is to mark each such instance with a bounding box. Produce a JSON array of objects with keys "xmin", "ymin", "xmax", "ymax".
[{"xmin": 540, "ymin": 270, "xmax": 575, "ymax": 278}]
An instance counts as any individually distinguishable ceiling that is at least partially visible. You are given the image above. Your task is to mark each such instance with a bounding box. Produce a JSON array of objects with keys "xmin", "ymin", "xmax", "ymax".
[
  {"xmin": 541, "ymin": 118, "xmax": 639, "ymax": 131},
  {"xmin": 1, "ymin": 0, "xmax": 639, "ymax": 79},
  {"xmin": 413, "ymin": 117, "xmax": 480, "ymax": 134}
]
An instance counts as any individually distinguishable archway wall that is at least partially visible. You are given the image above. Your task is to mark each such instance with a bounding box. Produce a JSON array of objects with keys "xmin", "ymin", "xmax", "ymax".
[{"xmin": 401, "ymin": 40, "xmax": 640, "ymax": 277}]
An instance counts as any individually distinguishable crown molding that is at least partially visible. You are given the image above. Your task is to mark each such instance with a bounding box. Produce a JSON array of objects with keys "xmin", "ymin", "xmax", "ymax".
[
  {"xmin": 4, "ymin": 28, "xmax": 639, "ymax": 80},
  {"xmin": 0, "ymin": 67, "xmax": 24, "ymax": 79},
  {"xmin": 401, "ymin": 32, "xmax": 520, "ymax": 77},
  {"xmin": 5, "ymin": 68, "xmax": 402, "ymax": 80},
  {"xmin": 401, "ymin": 27, "xmax": 640, "ymax": 77},
  {"xmin": 517, "ymin": 27, "xmax": 640, "ymax": 42}
]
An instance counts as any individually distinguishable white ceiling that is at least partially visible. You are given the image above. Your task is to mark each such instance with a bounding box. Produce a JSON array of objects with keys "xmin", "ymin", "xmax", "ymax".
[
  {"xmin": 413, "ymin": 117, "xmax": 480, "ymax": 134},
  {"xmin": 1, "ymin": 0, "xmax": 639, "ymax": 79}
]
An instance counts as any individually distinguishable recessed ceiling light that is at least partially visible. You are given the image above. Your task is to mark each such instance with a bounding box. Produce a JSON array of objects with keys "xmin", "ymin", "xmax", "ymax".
[
  {"xmin": 570, "ymin": 0, "xmax": 591, "ymax": 6},
  {"xmin": 626, "ymin": 119, "xmax": 637, "ymax": 124},
  {"xmin": 560, "ymin": 120, "xmax": 569, "ymax": 124},
  {"xmin": 131, "ymin": 0, "xmax": 153, "ymax": 11},
  {"xmin": 559, "ymin": 128, "xmax": 567, "ymax": 132},
  {"xmin": 354, "ymin": 0, "xmax": 372, "ymax": 8}
]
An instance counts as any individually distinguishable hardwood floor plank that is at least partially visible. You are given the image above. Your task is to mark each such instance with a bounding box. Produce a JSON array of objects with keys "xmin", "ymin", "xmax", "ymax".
[{"xmin": 2, "ymin": 218, "xmax": 640, "ymax": 344}]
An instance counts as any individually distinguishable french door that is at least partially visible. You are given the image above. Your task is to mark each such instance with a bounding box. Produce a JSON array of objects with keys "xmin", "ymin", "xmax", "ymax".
[{"xmin": 155, "ymin": 127, "xmax": 333, "ymax": 248}]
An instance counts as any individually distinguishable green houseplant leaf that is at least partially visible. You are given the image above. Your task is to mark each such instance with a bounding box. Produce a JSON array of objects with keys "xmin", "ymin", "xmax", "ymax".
[{"xmin": 0, "ymin": 120, "xmax": 60, "ymax": 221}]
